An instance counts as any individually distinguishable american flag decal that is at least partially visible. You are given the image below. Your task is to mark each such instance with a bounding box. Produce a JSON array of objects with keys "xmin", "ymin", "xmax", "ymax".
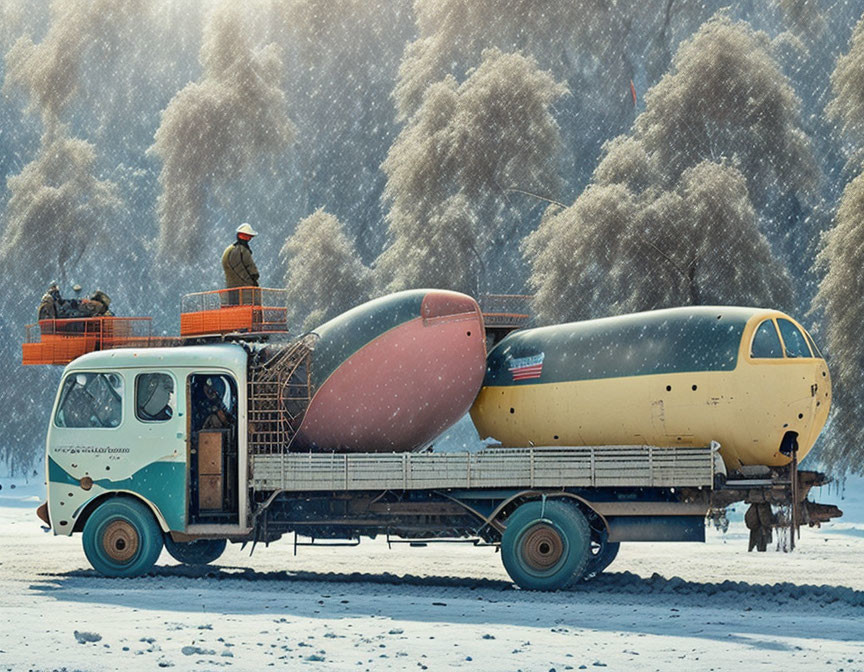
[{"xmin": 508, "ymin": 353, "xmax": 545, "ymax": 381}]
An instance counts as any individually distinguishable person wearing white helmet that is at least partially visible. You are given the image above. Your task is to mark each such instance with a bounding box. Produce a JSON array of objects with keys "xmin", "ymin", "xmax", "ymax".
[{"xmin": 221, "ymin": 223, "xmax": 260, "ymax": 304}]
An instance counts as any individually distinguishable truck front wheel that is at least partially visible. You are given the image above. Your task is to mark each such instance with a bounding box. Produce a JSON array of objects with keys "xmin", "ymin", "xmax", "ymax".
[
  {"xmin": 501, "ymin": 499, "xmax": 591, "ymax": 591},
  {"xmin": 164, "ymin": 537, "xmax": 227, "ymax": 565},
  {"xmin": 82, "ymin": 497, "xmax": 164, "ymax": 577}
]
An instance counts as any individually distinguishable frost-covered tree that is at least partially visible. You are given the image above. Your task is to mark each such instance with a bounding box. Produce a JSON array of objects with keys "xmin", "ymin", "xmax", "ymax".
[
  {"xmin": 635, "ymin": 12, "xmax": 816, "ymax": 205},
  {"xmin": 774, "ymin": 0, "xmax": 826, "ymax": 41},
  {"xmin": 267, "ymin": 0, "xmax": 413, "ymax": 259},
  {"xmin": 377, "ymin": 194, "xmax": 481, "ymax": 296},
  {"xmin": 525, "ymin": 158, "xmax": 792, "ymax": 324},
  {"xmin": 4, "ymin": 0, "xmax": 147, "ymax": 128},
  {"xmin": 280, "ymin": 209, "xmax": 372, "ymax": 331},
  {"xmin": 378, "ymin": 49, "xmax": 567, "ymax": 293},
  {"xmin": 150, "ymin": 0, "xmax": 295, "ymax": 261},
  {"xmin": 1, "ymin": 0, "xmax": 135, "ymax": 285},
  {"xmin": 0, "ymin": 130, "xmax": 122, "ymax": 285},
  {"xmin": 812, "ymin": 13, "xmax": 864, "ymax": 476},
  {"xmin": 0, "ymin": 0, "xmax": 139, "ymax": 472},
  {"xmin": 0, "ymin": 0, "xmax": 37, "ymax": 54},
  {"xmin": 391, "ymin": 0, "xmax": 718, "ymax": 120},
  {"xmin": 524, "ymin": 12, "xmax": 806, "ymax": 324},
  {"xmin": 813, "ymin": 173, "xmax": 864, "ymax": 476},
  {"xmin": 826, "ymin": 14, "xmax": 864, "ymax": 154},
  {"xmin": 393, "ymin": 0, "xmax": 589, "ymax": 121},
  {"xmin": 392, "ymin": 0, "xmax": 731, "ymax": 198}
]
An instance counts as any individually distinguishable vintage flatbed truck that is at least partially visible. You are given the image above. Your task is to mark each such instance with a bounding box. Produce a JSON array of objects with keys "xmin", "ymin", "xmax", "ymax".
[
  {"xmin": 37, "ymin": 339, "xmax": 836, "ymax": 591},
  {"xmin": 31, "ymin": 288, "xmax": 840, "ymax": 590}
]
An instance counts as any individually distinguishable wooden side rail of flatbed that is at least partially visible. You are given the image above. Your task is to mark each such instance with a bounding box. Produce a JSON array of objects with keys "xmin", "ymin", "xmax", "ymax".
[{"xmin": 249, "ymin": 444, "xmax": 720, "ymax": 493}]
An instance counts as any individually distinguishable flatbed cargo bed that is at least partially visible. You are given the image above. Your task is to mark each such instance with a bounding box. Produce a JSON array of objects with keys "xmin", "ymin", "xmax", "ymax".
[{"xmin": 250, "ymin": 444, "xmax": 720, "ymax": 493}]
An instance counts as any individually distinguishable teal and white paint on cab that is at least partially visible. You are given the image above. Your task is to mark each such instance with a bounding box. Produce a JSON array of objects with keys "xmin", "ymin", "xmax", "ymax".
[{"xmin": 45, "ymin": 344, "xmax": 249, "ymax": 536}]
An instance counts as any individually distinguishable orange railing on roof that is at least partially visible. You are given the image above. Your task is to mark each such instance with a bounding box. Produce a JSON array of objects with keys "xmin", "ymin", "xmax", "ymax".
[
  {"xmin": 22, "ymin": 317, "xmax": 154, "ymax": 365},
  {"xmin": 180, "ymin": 287, "xmax": 289, "ymax": 337}
]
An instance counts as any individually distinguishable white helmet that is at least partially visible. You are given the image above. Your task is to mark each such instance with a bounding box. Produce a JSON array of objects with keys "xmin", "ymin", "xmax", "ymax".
[{"xmin": 236, "ymin": 222, "xmax": 258, "ymax": 237}]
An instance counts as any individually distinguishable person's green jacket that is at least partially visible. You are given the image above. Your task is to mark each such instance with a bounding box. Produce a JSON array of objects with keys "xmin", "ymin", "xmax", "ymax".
[
  {"xmin": 37, "ymin": 293, "xmax": 57, "ymax": 320},
  {"xmin": 222, "ymin": 239, "xmax": 259, "ymax": 288}
]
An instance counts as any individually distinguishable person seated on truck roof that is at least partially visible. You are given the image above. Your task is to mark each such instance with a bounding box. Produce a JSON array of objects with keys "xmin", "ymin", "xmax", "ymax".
[
  {"xmin": 36, "ymin": 281, "xmax": 85, "ymax": 334},
  {"xmin": 57, "ymin": 290, "xmax": 114, "ymax": 319},
  {"xmin": 80, "ymin": 290, "xmax": 114, "ymax": 317},
  {"xmin": 37, "ymin": 282, "xmax": 62, "ymax": 322},
  {"xmin": 221, "ymin": 223, "xmax": 261, "ymax": 306}
]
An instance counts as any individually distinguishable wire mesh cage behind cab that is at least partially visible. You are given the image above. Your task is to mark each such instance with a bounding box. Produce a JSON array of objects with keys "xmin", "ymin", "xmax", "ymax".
[{"xmin": 247, "ymin": 334, "xmax": 317, "ymax": 454}]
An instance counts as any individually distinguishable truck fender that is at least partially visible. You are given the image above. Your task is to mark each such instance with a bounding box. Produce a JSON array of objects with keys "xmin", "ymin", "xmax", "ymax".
[
  {"xmin": 71, "ymin": 490, "xmax": 172, "ymax": 534},
  {"xmin": 485, "ymin": 491, "xmax": 610, "ymax": 537}
]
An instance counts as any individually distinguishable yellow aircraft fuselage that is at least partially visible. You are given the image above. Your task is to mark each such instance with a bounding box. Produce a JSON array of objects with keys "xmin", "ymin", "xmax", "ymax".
[{"xmin": 470, "ymin": 307, "xmax": 831, "ymax": 471}]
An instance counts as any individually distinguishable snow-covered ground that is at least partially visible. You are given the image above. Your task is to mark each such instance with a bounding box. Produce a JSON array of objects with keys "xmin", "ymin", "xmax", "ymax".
[{"xmin": 1, "ymin": 477, "xmax": 863, "ymax": 672}]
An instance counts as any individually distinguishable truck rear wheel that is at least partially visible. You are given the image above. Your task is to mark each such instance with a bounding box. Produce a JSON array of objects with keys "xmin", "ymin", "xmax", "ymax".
[
  {"xmin": 82, "ymin": 498, "xmax": 164, "ymax": 577},
  {"xmin": 501, "ymin": 499, "xmax": 591, "ymax": 590},
  {"xmin": 164, "ymin": 537, "xmax": 226, "ymax": 565}
]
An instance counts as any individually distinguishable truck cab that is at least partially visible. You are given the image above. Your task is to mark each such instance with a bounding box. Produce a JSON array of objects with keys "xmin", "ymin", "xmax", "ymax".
[{"xmin": 45, "ymin": 344, "xmax": 251, "ymax": 541}]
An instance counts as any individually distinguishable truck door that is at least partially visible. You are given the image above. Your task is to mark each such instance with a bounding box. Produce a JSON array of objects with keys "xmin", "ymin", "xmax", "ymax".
[
  {"xmin": 127, "ymin": 371, "xmax": 187, "ymax": 531},
  {"xmin": 188, "ymin": 373, "xmax": 239, "ymax": 525}
]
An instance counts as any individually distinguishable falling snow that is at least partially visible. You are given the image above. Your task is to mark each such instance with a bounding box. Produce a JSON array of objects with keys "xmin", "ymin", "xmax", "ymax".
[{"xmin": 0, "ymin": 0, "xmax": 862, "ymax": 476}]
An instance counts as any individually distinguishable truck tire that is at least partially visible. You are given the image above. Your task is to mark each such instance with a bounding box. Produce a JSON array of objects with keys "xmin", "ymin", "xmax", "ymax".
[
  {"xmin": 584, "ymin": 539, "xmax": 620, "ymax": 580},
  {"xmin": 501, "ymin": 499, "xmax": 591, "ymax": 591},
  {"xmin": 82, "ymin": 497, "xmax": 164, "ymax": 577},
  {"xmin": 164, "ymin": 537, "xmax": 227, "ymax": 565}
]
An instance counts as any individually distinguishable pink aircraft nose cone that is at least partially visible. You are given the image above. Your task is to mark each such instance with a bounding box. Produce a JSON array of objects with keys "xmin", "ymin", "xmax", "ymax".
[{"xmin": 296, "ymin": 289, "xmax": 487, "ymax": 452}]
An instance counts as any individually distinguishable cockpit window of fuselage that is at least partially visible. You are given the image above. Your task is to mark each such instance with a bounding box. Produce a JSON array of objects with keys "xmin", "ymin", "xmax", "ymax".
[
  {"xmin": 777, "ymin": 318, "xmax": 813, "ymax": 358},
  {"xmin": 804, "ymin": 330, "xmax": 823, "ymax": 358},
  {"xmin": 750, "ymin": 320, "xmax": 784, "ymax": 358}
]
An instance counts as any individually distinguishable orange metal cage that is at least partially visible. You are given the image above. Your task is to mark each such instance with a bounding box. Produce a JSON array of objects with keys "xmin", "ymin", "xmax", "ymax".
[
  {"xmin": 22, "ymin": 317, "xmax": 154, "ymax": 366},
  {"xmin": 180, "ymin": 287, "xmax": 289, "ymax": 337}
]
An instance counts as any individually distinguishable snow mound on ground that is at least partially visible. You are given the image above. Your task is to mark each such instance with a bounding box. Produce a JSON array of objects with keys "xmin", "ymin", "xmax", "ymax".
[
  {"xmin": 576, "ymin": 571, "xmax": 864, "ymax": 608},
  {"xmin": 73, "ymin": 630, "xmax": 101, "ymax": 644},
  {"xmin": 51, "ymin": 563, "xmax": 864, "ymax": 612}
]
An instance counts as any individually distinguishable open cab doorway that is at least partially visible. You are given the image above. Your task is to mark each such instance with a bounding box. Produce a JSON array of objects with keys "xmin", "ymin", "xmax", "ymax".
[{"xmin": 187, "ymin": 373, "xmax": 240, "ymax": 526}]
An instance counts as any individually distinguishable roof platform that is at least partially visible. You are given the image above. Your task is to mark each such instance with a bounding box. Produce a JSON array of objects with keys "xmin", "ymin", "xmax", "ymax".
[
  {"xmin": 21, "ymin": 317, "xmax": 170, "ymax": 366},
  {"xmin": 180, "ymin": 287, "xmax": 289, "ymax": 337}
]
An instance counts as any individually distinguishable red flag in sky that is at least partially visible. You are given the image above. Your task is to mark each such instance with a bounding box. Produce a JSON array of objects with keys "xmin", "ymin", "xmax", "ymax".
[{"xmin": 630, "ymin": 79, "xmax": 637, "ymax": 107}]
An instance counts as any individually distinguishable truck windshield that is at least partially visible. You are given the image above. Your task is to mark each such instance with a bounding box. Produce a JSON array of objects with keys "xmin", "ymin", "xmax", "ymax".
[{"xmin": 55, "ymin": 372, "xmax": 123, "ymax": 428}]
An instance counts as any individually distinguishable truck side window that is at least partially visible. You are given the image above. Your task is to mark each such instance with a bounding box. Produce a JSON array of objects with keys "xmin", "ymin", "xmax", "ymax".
[
  {"xmin": 55, "ymin": 372, "xmax": 123, "ymax": 428},
  {"xmin": 750, "ymin": 320, "xmax": 783, "ymax": 358},
  {"xmin": 777, "ymin": 319, "xmax": 812, "ymax": 358},
  {"xmin": 135, "ymin": 373, "xmax": 175, "ymax": 422}
]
